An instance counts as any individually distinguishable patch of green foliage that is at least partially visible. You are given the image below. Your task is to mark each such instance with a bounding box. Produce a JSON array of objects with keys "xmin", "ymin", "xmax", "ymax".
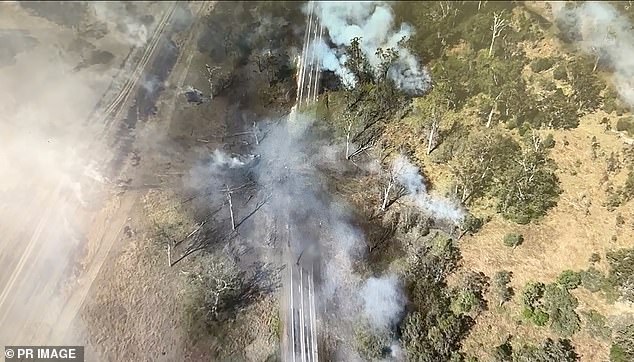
[
  {"xmin": 581, "ymin": 267, "xmax": 608, "ymax": 292},
  {"xmin": 521, "ymin": 280, "xmax": 582, "ymax": 337},
  {"xmin": 557, "ymin": 270, "xmax": 582, "ymax": 290},
  {"xmin": 553, "ymin": 64, "xmax": 568, "ymax": 80},
  {"xmin": 461, "ymin": 213, "xmax": 484, "ymax": 236},
  {"xmin": 494, "ymin": 134, "xmax": 562, "ymax": 224},
  {"xmin": 451, "ymin": 271, "xmax": 490, "ymax": 315},
  {"xmin": 567, "ymin": 57, "xmax": 604, "ymax": 114},
  {"xmin": 603, "ymin": 87, "xmax": 629, "ymax": 115},
  {"xmin": 521, "ymin": 282, "xmax": 550, "ymax": 326},
  {"xmin": 354, "ymin": 321, "xmax": 392, "ymax": 360},
  {"xmin": 580, "ymin": 267, "xmax": 620, "ymax": 303},
  {"xmin": 513, "ymin": 338, "xmax": 579, "ymax": 362},
  {"xmin": 492, "ymin": 339, "xmax": 513, "ymax": 362},
  {"xmin": 503, "ymin": 233, "xmax": 524, "ymax": 248},
  {"xmin": 531, "ymin": 57, "xmax": 556, "ymax": 73},
  {"xmin": 606, "ymin": 248, "xmax": 634, "ymax": 302},
  {"xmin": 448, "ymin": 131, "xmax": 561, "ymax": 223},
  {"xmin": 582, "ymin": 309, "xmax": 611, "ymax": 341},
  {"xmin": 543, "ymin": 283, "xmax": 581, "ymax": 337},
  {"xmin": 400, "ymin": 236, "xmax": 476, "ymax": 361},
  {"xmin": 610, "ymin": 323, "xmax": 634, "ymax": 362},
  {"xmin": 616, "ymin": 117, "xmax": 634, "ymax": 135},
  {"xmin": 493, "ymin": 270, "xmax": 513, "ymax": 307}
]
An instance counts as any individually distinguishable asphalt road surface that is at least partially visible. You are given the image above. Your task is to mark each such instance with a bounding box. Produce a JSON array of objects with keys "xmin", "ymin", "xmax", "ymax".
[{"xmin": 284, "ymin": 2, "xmax": 323, "ymax": 361}]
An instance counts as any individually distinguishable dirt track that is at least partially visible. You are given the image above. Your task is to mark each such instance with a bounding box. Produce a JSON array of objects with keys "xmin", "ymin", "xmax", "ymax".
[{"xmin": 0, "ymin": 1, "xmax": 203, "ymax": 350}]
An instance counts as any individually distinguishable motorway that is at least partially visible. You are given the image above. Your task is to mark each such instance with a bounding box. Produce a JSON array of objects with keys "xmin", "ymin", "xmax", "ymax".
[
  {"xmin": 284, "ymin": 2, "xmax": 324, "ymax": 361},
  {"xmin": 0, "ymin": 1, "xmax": 197, "ymax": 346}
]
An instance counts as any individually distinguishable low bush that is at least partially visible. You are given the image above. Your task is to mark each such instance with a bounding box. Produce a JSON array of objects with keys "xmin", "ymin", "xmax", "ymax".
[
  {"xmin": 503, "ymin": 233, "xmax": 524, "ymax": 248},
  {"xmin": 582, "ymin": 309, "xmax": 611, "ymax": 341},
  {"xmin": 531, "ymin": 57, "xmax": 556, "ymax": 72},
  {"xmin": 557, "ymin": 270, "xmax": 582, "ymax": 290}
]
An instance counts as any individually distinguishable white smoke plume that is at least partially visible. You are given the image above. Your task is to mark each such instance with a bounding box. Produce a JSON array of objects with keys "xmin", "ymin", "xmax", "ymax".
[
  {"xmin": 393, "ymin": 155, "xmax": 464, "ymax": 223},
  {"xmin": 210, "ymin": 149, "xmax": 247, "ymax": 169},
  {"xmin": 90, "ymin": 2, "xmax": 149, "ymax": 47},
  {"xmin": 360, "ymin": 275, "xmax": 405, "ymax": 330},
  {"xmin": 311, "ymin": 1, "xmax": 431, "ymax": 95},
  {"xmin": 552, "ymin": 1, "xmax": 634, "ymax": 107}
]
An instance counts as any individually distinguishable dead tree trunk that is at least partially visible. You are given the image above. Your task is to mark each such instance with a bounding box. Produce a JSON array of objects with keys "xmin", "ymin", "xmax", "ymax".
[
  {"xmin": 489, "ymin": 12, "xmax": 507, "ymax": 57},
  {"xmin": 486, "ymin": 92, "xmax": 503, "ymax": 128},
  {"xmin": 427, "ymin": 110, "xmax": 439, "ymax": 155},
  {"xmin": 227, "ymin": 185, "xmax": 235, "ymax": 230},
  {"xmin": 381, "ymin": 179, "xmax": 394, "ymax": 211},
  {"xmin": 345, "ymin": 120, "xmax": 352, "ymax": 159},
  {"xmin": 252, "ymin": 121, "xmax": 259, "ymax": 145},
  {"xmin": 427, "ymin": 121, "xmax": 437, "ymax": 154}
]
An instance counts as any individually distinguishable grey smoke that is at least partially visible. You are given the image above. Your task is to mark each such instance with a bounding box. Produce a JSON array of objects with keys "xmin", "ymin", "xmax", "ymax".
[
  {"xmin": 210, "ymin": 149, "xmax": 247, "ymax": 169},
  {"xmin": 360, "ymin": 275, "xmax": 405, "ymax": 330},
  {"xmin": 311, "ymin": 1, "xmax": 431, "ymax": 95},
  {"xmin": 190, "ymin": 109, "xmax": 409, "ymax": 356},
  {"xmin": 393, "ymin": 155, "xmax": 464, "ymax": 223},
  {"xmin": 552, "ymin": 1, "xmax": 634, "ymax": 107},
  {"xmin": 90, "ymin": 2, "xmax": 149, "ymax": 47}
]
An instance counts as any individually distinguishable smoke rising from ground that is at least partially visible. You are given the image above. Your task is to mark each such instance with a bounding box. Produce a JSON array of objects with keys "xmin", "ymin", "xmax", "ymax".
[
  {"xmin": 311, "ymin": 1, "xmax": 431, "ymax": 95},
  {"xmin": 360, "ymin": 275, "xmax": 405, "ymax": 330},
  {"xmin": 189, "ymin": 110, "xmax": 410, "ymax": 358},
  {"xmin": 552, "ymin": 1, "xmax": 634, "ymax": 107},
  {"xmin": 90, "ymin": 2, "xmax": 149, "ymax": 47},
  {"xmin": 393, "ymin": 155, "xmax": 464, "ymax": 223}
]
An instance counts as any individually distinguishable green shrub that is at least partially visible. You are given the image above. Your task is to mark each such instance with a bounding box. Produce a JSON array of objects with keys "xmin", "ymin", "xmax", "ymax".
[
  {"xmin": 504, "ymin": 233, "xmax": 524, "ymax": 248},
  {"xmin": 354, "ymin": 322, "xmax": 391, "ymax": 360},
  {"xmin": 610, "ymin": 324, "xmax": 634, "ymax": 362},
  {"xmin": 522, "ymin": 282, "xmax": 545, "ymax": 306},
  {"xmin": 611, "ymin": 344, "xmax": 631, "ymax": 362},
  {"xmin": 494, "ymin": 270, "xmax": 513, "ymax": 306},
  {"xmin": 581, "ymin": 267, "xmax": 606, "ymax": 293},
  {"xmin": 557, "ymin": 270, "xmax": 582, "ymax": 290},
  {"xmin": 521, "ymin": 282, "xmax": 550, "ymax": 326},
  {"xmin": 452, "ymin": 290, "xmax": 479, "ymax": 314},
  {"xmin": 492, "ymin": 340, "xmax": 513, "ymax": 362},
  {"xmin": 531, "ymin": 57, "xmax": 556, "ymax": 72},
  {"xmin": 543, "ymin": 133, "xmax": 556, "ymax": 149},
  {"xmin": 543, "ymin": 284, "xmax": 581, "ymax": 337},
  {"xmin": 513, "ymin": 338, "xmax": 579, "ymax": 361},
  {"xmin": 553, "ymin": 64, "xmax": 568, "ymax": 80},
  {"xmin": 616, "ymin": 117, "xmax": 634, "ymax": 135},
  {"xmin": 603, "ymin": 87, "xmax": 629, "ymax": 115},
  {"xmin": 606, "ymin": 248, "xmax": 634, "ymax": 302},
  {"xmin": 532, "ymin": 309, "xmax": 551, "ymax": 326},
  {"xmin": 462, "ymin": 213, "xmax": 484, "ymax": 235},
  {"xmin": 582, "ymin": 309, "xmax": 611, "ymax": 341}
]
